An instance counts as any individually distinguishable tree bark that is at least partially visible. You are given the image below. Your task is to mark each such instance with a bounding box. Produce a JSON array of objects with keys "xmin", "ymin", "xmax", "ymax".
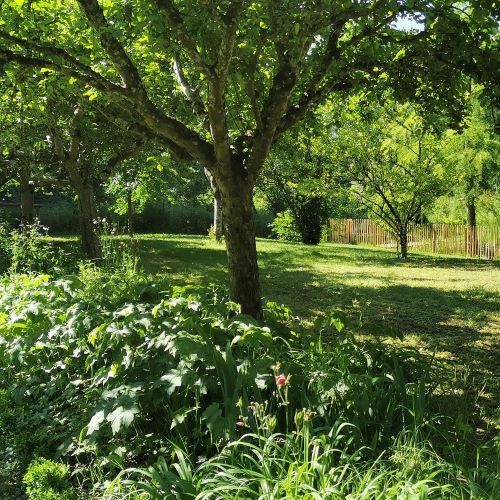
[
  {"xmin": 466, "ymin": 198, "xmax": 477, "ymax": 256},
  {"xmin": 76, "ymin": 181, "xmax": 101, "ymax": 262},
  {"xmin": 213, "ymin": 191, "xmax": 223, "ymax": 242},
  {"xmin": 219, "ymin": 174, "xmax": 261, "ymax": 318},
  {"xmin": 20, "ymin": 173, "xmax": 35, "ymax": 225},
  {"xmin": 399, "ymin": 228, "xmax": 408, "ymax": 259}
]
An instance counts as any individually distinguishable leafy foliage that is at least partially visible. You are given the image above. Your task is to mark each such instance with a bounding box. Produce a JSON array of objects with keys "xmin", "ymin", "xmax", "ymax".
[
  {"xmin": 327, "ymin": 99, "xmax": 446, "ymax": 257},
  {"xmin": 269, "ymin": 210, "xmax": 301, "ymax": 242},
  {"xmin": 23, "ymin": 458, "xmax": 75, "ymax": 500},
  {"xmin": 0, "ymin": 219, "xmax": 71, "ymax": 274},
  {"xmin": 0, "ymin": 268, "xmax": 497, "ymax": 497}
]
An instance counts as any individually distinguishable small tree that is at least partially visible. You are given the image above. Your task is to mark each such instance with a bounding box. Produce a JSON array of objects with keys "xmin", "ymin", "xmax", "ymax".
[
  {"xmin": 332, "ymin": 101, "xmax": 444, "ymax": 258},
  {"xmin": 106, "ymin": 150, "xmax": 209, "ymax": 236},
  {"xmin": 48, "ymin": 103, "xmax": 147, "ymax": 261},
  {"xmin": 0, "ymin": 74, "xmax": 56, "ymax": 224},
  {"xmin": 440, "ymin": 93, "xmax": 499, "ymax": 254}
]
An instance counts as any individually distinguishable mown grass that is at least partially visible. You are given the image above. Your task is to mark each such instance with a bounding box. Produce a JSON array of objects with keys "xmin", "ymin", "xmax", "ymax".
[{"xmin": 51, "ymin": 234, "xmax": 500, "ymax": 430}]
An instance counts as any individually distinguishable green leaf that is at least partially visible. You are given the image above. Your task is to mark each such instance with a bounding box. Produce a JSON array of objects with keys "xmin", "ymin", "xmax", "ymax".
[
  {"xmin": 87, "ymin": 410, "xmax": 105, "ymax": 435},
  {"xmin": 202, "ymin": 402, "xmax": 223, "ymax": 436},
  {"xmin": 106, "ymin": 405, "xmax": 139, "ymax": 435}
]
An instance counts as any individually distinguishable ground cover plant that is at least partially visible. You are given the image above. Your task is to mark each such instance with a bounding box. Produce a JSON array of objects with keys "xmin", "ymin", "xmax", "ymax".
[{"xmin": 0, "ymin": 235, "xmax": 498, "ymax": 498}]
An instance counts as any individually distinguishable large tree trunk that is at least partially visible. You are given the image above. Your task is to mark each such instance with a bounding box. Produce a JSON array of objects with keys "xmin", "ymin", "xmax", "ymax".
[
  {"xmin": 466, "ymin": 198, "xmax": 477, "ymax": 256},
  {"xmin": 76, "ymin": 182, "xmax": 101, "ymax": 262},
  {"xmin": 219, "ymin": 175, "xmax": 262, "ymax": 318},
  {"xmin": 399, "ymin": 228, "xmax": 408, "ymax": 259}
]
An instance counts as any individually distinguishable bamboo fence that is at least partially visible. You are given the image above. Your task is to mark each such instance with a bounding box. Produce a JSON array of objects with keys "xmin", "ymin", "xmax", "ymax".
[{"xmin": 326, "ymin": 218, "xmax": 499, "ymax": 260}]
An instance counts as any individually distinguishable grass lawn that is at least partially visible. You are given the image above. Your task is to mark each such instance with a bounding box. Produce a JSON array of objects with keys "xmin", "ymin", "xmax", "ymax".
[{"xmin": 133, "ymin": 234, "xmax": 500, "ymax": 428}]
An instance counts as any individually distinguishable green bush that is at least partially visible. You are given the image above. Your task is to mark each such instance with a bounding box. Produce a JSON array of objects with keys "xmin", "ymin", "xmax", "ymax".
[
  {"xmin": 0, "ymin": 220, "xmax": 72, "ymax": 275},
  {"xmin": 0, "ymin": 223, "xmax": 10, "ymax": 274},
  {"xmin": 23, "ymin": 458, "xmax": 75, "ymax": 500},
  {"xmin": 295, "ymin": 196, "xmax": 323, "ymax": 244},
  {"xmin": 37, "ymin": 197, "xmax": 273, "ymax": 238},
  {"xmin": 135, "ymin": 203, "xmax": 272, "ymax": 237},
  {"xmin": 38, "ymin": 199, "xmax": 79, "ymax": 234},
  {"xmin": 269, "ymin": 210, "xmax": 301, "ymax": 241}
]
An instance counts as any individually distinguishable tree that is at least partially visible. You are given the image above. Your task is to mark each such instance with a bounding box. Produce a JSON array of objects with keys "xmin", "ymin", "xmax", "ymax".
[
  {"xmin": 106, "ymin": 148, "xmax": 210, "ymax": 236},
  {"xmin": 331, "ymin": 100, "xmax": 444, "ymax": 259},
  {"xmin": 48, "ymin": 101, "xmax": 148, "ymax": 260},
  {"xmin": 0, "ymin": 72, "xmax": 58, "ymax": 224},
  {"xmin": 441, "ymin": 93, "xmax": 499, "ymax": 253},
  {"xmin": 0, "ymin": 0, "xmax": 496, "ymax": 315}
]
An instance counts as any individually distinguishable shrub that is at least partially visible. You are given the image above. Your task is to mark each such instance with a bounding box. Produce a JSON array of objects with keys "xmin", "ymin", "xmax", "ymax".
[
  {"xmin": 23, "ymin": 458, "xmax": 75, "ymax": 500},
  {"xmin": 295, "ymin": 196, "xmax": 323, "ymax": 244},
  {"xmin": 0, "ymin": 223, "xmax": 10, "ymax": 274},
  {"xmin": 269, "ymin": 210, "xmax": 301, "ymax": 241},
  {"xmin": 38, "ymin": 199, "xmax": 79, "ymax": 234},
  {"xmin": 0, "ymin": 219, "xmax": 72, "ymax": 275}
]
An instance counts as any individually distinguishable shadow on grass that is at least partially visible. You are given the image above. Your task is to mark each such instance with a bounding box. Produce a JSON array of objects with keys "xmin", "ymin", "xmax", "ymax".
[
  {"xmin": 137, "ymin": 238, "xmax": 228, "ymax": 284},
  {"xmin": 135, "ymin": 237, "xmax": 497, "ymax": 364},
  {"xmin": 259, "ymin": 240, "xmax": 500, "ymax": 272}
]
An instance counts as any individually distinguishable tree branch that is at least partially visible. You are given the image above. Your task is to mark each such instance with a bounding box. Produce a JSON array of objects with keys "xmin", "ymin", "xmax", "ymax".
[
  {"xmin": 0, "ymin": 47, "xmax": 118, "ymax": 92},
  {"xmin": 0, "ymin": 30, "xmax": 122, "ymax": 92},
  {"xmin": 152, "ymin": 0, "xmax": 212, "ymax": 77},
  {"xmin": 172, "ymin": 59, "xmax": 208, "ymax": 124},
  {"xmin": 76, "ymin": 0, "xmax": 216, "ymax": 168},
  {"xmin": 76, "ymin": 0, "xmax": 147, "ymax": 95},
  {"xmin": 69, "ymin": 107, "xmax": 84, "ymax": 162},
  {"xmin": 102, "ymin": 137, "xmax": 147, "ymax": 179}
]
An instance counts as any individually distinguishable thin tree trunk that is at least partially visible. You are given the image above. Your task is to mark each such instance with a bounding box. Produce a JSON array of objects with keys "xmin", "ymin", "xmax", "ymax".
[
  {"xmin": 20, "ymin": 179, "xmax": 35, "ymax": 225},
  {"xmin": 127, "ymin": 188, "xmax": 134, "ymax": 237},
  {"xmin": 213, "ymin": 191, "xmax": 223, "ymax": 241},
  {"xmin": 219, "ymin": 176, "xmax": 262, "ymax": 318},
  {"xmin": 19, "ymin": 167, "xmax": 35, "ymax": 225},
  {"xmin": 63, "ymin": 157, "xmax": 101, "ymax": 262},
  {"xmin": 205, "ymin": 168, "xmax": 223, "ymax": 241},
  {"xmin": 399, "ymin": 228, "xmax": 408, "ymax": 259},
  {"xmin": 76, "ymin": 182, "xmax": 101, "ymax": 262},
  {"xmin": 466, "ymin": 198, "xmax": 477, "ymax": 256}
]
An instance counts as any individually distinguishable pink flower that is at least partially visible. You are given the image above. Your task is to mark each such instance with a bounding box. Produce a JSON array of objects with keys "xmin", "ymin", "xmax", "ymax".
[{"xmin": 275, "ymin": 374, "xmax": 287, "ymax": 387}]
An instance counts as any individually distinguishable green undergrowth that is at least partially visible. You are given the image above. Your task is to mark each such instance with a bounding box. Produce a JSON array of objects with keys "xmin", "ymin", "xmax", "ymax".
[{"xmin": 0, "ymin": 265, "xmax": 498, "ymax": 498}]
